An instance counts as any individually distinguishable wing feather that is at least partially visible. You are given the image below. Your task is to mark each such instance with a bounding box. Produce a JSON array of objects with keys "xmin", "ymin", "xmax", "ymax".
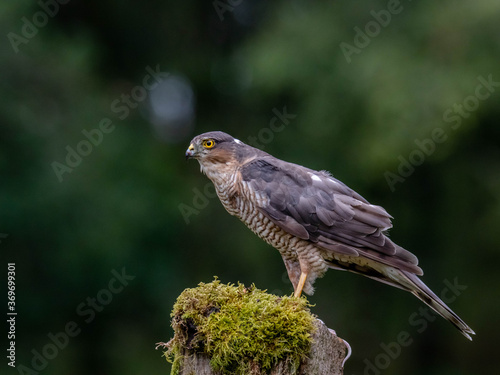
[{"xmin": 240, "ymin": 156, "xmax": 423, "ymax": 275}]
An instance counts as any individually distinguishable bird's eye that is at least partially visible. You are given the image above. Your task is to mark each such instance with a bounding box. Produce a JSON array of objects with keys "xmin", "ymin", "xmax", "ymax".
[{"xmin": 202, "ymin": 139, "xmax": 215, "ymax": 149}]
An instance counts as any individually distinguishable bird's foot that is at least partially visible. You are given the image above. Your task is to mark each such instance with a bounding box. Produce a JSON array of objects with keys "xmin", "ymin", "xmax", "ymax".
[{"xmin": 294, "ymin": 272, "xmax": 308, "ymax": 298}]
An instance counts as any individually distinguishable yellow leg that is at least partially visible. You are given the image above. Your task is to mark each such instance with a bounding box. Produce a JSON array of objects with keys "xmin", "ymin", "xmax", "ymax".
[{"xmin": 294, "ymin": 272, "xmax": 308, "ymax": 298}]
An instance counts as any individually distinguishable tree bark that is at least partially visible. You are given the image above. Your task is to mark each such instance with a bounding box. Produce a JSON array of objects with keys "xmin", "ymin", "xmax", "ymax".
[
  {"xmin": 174, "ymin": 319, "xmax": 348, "ymax": 375},
  {"xmin": 162, "ymin": 280, "xmax": 350, "ymax": 375}
]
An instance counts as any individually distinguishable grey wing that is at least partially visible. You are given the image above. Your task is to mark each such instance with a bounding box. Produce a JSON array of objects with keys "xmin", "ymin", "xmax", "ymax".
[{"xmin": 240, "ymin": 157, "xmax": 423, "ymax": 276}]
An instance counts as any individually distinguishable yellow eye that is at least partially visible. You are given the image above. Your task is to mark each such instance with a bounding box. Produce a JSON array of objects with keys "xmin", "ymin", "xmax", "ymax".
[{"xmin": 202, "ymin": 139, "xmax": 215, "ymax": 149}]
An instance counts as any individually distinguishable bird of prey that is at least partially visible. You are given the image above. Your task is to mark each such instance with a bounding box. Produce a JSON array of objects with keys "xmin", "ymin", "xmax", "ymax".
[{"xmin": 185, "ymin": 131, "xmax": 475, "ymax": 340}]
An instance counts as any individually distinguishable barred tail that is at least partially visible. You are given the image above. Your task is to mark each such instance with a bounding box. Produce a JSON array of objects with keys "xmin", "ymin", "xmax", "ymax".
[
  {"xmin": 325, "ymin": 259, "xmax": 475, "ymax": 339},
  {"xmin": 401, "ymin": 271, "xmax": 475, "ymax": 340}
]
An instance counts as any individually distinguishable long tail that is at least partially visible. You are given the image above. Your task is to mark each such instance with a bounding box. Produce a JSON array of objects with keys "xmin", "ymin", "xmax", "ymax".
[
  {"xmin": 326, "ymin": 260, "xmax": 475, "ymax": 339},
  {"xmin": 398, "ymin": 271, "xmax": 475, "ymax": 340}
]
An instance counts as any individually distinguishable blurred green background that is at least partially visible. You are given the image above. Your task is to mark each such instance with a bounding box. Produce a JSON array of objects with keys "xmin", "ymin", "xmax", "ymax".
[{"xmin": 1, "ymin": 0, "xmax": 499, "ymax": 374}]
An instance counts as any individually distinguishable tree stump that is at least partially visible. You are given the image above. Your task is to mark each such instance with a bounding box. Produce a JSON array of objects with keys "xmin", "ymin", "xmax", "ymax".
[{"xmin": 158, "ymin": 279, "xmax": 349, "ymax": 375}]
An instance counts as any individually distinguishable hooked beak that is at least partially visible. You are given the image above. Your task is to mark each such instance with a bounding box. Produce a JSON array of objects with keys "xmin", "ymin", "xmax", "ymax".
[{"xmin": 185, "ymin": 144, "xmax": 195, "ymax": 159}]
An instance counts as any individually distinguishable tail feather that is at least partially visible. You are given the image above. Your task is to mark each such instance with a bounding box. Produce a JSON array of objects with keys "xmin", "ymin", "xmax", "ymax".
[
  {"xmin": 400, "ymin": 271, "xmax": 475, "ymax": 340},
  {"xmin": 325, "ymin": 259, "xmax": 475, "ymax": 339}
]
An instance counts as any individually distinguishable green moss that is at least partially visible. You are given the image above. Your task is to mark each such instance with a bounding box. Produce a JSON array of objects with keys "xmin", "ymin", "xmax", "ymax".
[{"xmin": 164, "ymin": 278, "xmax": 316, "ymax": 375}]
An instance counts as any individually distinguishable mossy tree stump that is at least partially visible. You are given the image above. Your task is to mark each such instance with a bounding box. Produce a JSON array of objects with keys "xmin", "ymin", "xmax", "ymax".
[{"xmin": 159, "ymin": 279, "xmax": 349, "ymax": 375}]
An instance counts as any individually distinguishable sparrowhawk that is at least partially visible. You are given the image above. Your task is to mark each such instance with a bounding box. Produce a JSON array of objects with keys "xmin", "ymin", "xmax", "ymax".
[{"xmin": 185, "ymin": 131, "xmax": 475, "ymax": 340}]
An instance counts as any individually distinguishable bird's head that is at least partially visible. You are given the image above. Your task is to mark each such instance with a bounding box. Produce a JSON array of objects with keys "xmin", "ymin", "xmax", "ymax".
[{"xmin": 185, "ymin": 131, "xmax": 244, "ymax": 178}]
